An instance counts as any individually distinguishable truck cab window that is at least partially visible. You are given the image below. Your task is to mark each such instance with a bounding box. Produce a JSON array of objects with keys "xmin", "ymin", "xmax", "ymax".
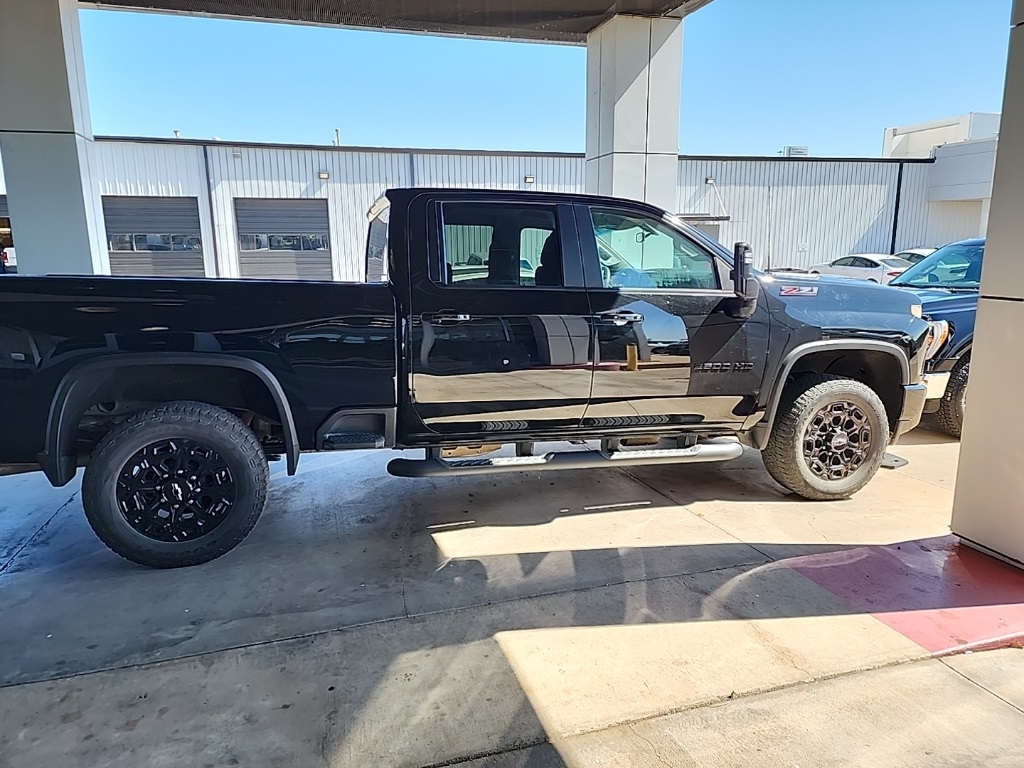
[
  {"xmin": 440, "ymin": 203, "xmax": 562, "ymax": 288},
  {"xmin": 589, "ymin": 207, "xmax": 719, "ymax": 291}
]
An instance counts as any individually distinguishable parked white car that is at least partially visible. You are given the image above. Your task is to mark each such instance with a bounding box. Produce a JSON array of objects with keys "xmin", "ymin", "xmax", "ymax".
[
  {"xmin": 808, "ymin": 254, "xmax": 912, "ymax": 284},
  {"xmin": 894, "ymin": 247, "xmax": 936, "ymax": 264},
  {"xmin": 0, "ymin": 247, "xmax": 15, "ymax": 274}
]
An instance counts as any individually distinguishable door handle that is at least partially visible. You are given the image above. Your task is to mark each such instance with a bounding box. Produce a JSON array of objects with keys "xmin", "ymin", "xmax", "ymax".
[
  {"xmin": 426, "ymin": 311, "xmax": 472, "ymax": 324},
  {"xmin": 597, "ymin": 311, "xmax": 644, "ymax": 326}
]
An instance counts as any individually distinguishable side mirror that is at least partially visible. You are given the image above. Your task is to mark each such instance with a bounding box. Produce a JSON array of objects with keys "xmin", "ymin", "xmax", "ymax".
[{"xmin": 731, "ymin": 242, "xmax": 756, "ymax": 300}]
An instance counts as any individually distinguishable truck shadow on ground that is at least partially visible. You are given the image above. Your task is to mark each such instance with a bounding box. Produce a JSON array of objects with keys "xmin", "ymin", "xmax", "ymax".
[{"xmin": 0, "ymin": 447, "xmax": 1015, "ymax": 766}]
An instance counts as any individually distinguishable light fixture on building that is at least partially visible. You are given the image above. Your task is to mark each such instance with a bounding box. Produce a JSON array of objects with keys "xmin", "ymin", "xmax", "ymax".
[
  {"xmin": 232, "ymin": 150, "xmax": 242, "ymax": 159},
  {"xmin": 705, "ymin": 176, "xmax": 715, "ymax": 185},
  {"xmin": 524, "ymin": 175, "xmax": 535, "ymax": 184},
  {"xmin": 318, "ymin": 171, "xmax": 330, "ymax": 180}
]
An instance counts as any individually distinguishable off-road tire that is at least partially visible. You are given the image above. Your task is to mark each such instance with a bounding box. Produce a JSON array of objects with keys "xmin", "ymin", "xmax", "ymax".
[
  {"xmin": 762, "ymin": 374, "xmax": 888, "ymax": 501},
  {"xmin": 934, "ymin": 356, "xmax": 969, "ymax": 438},
  {"xmin": 82, "ymin": 401, "xmax": 269, "ymax": 568}
]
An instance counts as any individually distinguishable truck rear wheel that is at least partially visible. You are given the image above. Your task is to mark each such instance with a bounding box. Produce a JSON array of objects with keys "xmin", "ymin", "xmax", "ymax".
[
  {"xmin": 82, "ymin": 401, "xmax": 269, "ymax": 568},
  {"xmin": 933, "ymin": 356, "xmax": 968, "ymax": 438},
  {"xmin": 761, "ymin": 374, "xmax": 888, "ymax": 500}
]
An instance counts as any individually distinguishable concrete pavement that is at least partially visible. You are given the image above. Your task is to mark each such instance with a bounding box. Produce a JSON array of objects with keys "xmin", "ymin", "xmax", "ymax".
[{"xmin": 2, "ymin": 422, "xmax": 1023, "ymax": 766}]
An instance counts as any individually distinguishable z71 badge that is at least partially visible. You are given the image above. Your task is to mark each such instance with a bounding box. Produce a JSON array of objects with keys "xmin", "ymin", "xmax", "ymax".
[{"xmin": 780, "ymin": 285, "xmax": 819, "ymax": 296}]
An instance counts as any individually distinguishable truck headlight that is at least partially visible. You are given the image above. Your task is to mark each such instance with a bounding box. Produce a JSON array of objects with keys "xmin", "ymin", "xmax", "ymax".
[
  {"xmin": 922, "ymin": 320, "xmax": 950, "ymax": 360},
  {"xmin": 911, "ymin": 304, "xmax": 923, "ymax": 318}
]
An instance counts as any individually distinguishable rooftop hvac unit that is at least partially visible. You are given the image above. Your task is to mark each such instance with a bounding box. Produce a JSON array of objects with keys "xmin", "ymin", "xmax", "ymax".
[{"xmin": 783, "ymin": 145, "xmax": 810, "ymax": 157}]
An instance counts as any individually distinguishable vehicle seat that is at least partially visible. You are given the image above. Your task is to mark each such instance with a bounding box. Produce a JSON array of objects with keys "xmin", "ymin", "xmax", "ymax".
[
  {"xmin": 965, "ymin": 260, "xmax": 984, "ymax": 283},
  {"xmin": 534, "ymin": 233, "xmax": 562, "ymax": 287},
  {"xmin": 488, "ymin": 245, "xmax": 519, "ymax": 286}
]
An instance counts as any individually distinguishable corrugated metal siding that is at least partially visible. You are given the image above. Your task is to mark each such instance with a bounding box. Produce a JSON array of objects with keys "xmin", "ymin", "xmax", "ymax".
[
  {"xmin": 892, "ymin": 163, "xmax": 932, "ymax": 249},
  {"xmin": 0, "ymin": 196, "xmax": 7, "ymax": 218},
  {"xmin": 677, "ymin": 160, "xmax": 902, "ymax": 270},
  {"xmin": 924, "ymin": 201, "xmax": 984, "ymax": 246},
  {"xmin": 3, "ymin": 138, "xmax": 962, "ymax": 280},
  {"xmin": 414, "ymin": 153, "xmax": 585, "ymax": 193}
]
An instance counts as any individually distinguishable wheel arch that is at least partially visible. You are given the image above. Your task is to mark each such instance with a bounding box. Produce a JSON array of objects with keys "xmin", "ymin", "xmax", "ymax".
[
  {"xmin": 39, "ymin": 354, "xmax": 299, "ymax": 486},
  {"xmin": 747, "ymin": 340, "xmax": 910, "ymax": 450}
]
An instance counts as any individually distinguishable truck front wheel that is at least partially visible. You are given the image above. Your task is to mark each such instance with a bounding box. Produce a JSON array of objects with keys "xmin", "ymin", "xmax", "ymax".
[
  {"xmin": 82, "ymin": 401, "xmax": 270, "ymax": 568},
  {"xmin": 933, "ymin": 356, "xmax": 968, "ymax": 438},
  {"xmin": 761, "ymin": 375, "xmax": 888, "ymax": 500}
]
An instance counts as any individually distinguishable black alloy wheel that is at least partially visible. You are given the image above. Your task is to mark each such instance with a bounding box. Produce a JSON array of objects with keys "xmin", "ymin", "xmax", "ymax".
[
  {"xmin": 116, "ymin": 438, "xmax": 237, "ymax": 543},
  {"xmin": 83, "ymin": 401, "xmax": 269, "ymax": 568}
]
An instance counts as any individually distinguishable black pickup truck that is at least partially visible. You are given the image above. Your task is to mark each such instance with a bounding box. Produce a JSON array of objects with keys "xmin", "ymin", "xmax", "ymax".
[{"xmin": 0, "ymin": 188, "xmax": 946, "ymax": 568}]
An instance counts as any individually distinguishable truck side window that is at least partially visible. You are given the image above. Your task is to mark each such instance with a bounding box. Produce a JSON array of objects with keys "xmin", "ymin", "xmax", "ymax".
[
  {"xmin": 440, "ymin": 203, "xmax": 562, "ymax": 288},
  {"xmin": 589, "ymin": 207, "xmax": 719, "ymax": 291}
]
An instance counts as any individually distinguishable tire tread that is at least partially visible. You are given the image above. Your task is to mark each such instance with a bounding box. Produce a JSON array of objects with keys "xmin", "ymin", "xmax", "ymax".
[
  {"xmin": 762, "ymin": 374, "xmax": 888, "ymax": 501},
  {"xmin": 933, "ymin": 356, "xmax": 969, "ymax": 438},
  {"xmin": 82, "ymin": 400, "xmax": 269, "ymax": 568}
]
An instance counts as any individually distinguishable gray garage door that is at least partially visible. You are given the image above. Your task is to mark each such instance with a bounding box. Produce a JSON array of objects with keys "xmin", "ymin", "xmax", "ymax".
[
  {"xmin": 234, "ymin": 199, "xmax": 333, "ymax": 280},
  {"xmin": 103, "ymin": 197, "xmax": 206, "ymax": 277}
]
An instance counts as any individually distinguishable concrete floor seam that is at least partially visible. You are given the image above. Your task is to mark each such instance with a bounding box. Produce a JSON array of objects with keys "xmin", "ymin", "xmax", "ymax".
[
  {"xmin": 619, "ymin": 465, "xmax": 777, "ymax": 561},
  {"xmin": 545, "ymin": 652, "xmax": 938, "ymax": 744},
  {"xmin": 939, "ymin": 656, "xmax": 1024, "ymax": 717},
  {"xmin": 415, "ymin": 737, "xmax": 552, "ymax": 768},
  {"xmin": 0, "ymin": 492, "xmax": 79, "ymax": 575}
]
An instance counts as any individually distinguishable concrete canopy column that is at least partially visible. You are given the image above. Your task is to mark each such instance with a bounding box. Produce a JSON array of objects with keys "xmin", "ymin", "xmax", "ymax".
[
  {"xmin": 951, "ymin": 1, "xmax": 1024, "ymax": 566},
  {"xmin": 0, "ymin": 0, "xmax": 108, "ymax": 276},
  {"xmin": 585, "ymin": 14, "xmax": 682, "ymax": 211}
]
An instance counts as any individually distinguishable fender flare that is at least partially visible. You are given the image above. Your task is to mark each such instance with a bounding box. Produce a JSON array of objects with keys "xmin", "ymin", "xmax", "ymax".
[
  {"xmin": 38, "ymin": 353, "xmax": 300, "ymax": 487},
  {"xmin": 745, "ymin": 339, "xmax": 911, "ymax": 450}
]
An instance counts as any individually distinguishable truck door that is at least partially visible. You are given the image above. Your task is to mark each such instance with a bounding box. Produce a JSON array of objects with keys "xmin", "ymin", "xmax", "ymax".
[
  {"xmin": 577, "ymin": 202, "xmax": 770, "ymax": 430},
  {"xmin": 406, "ymin": 198, "xmax": 594, "ymax": 437}
]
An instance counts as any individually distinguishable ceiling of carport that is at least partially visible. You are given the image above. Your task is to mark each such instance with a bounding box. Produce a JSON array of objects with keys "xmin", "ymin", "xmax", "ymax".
[{"xmin": 83, "ymin": 0, "xmax": 715, "ymax": 43}]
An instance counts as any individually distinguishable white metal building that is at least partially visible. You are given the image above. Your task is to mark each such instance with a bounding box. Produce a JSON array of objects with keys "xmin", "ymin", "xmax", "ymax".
[{"xmin": 0, "ymin": 136, "xmax": 992, "ymax": 279}]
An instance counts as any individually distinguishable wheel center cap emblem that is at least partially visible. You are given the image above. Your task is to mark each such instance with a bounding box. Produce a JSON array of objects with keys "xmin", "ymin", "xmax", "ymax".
[
  {"xmin": 830, "ymin": 432, "xmax": 849, "ymax": 450},
  {"xmin": 164, "ymin": 480, "xmax": 186, "ymax": 502}
]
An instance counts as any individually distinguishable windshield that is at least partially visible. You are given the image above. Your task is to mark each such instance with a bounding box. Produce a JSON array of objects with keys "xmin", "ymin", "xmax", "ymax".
[
  {"xmin": 882, "ymin": 257, "xmax": 912, "ymax": 268},
  {"xmin": 890, "ymin": 242, "xmax": 984, "ymax": 289}
]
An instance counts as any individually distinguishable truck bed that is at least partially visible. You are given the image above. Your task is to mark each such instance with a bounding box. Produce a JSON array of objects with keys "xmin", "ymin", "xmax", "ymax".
[{"xmin": 0, "ymin": 275, "xmax": 397, "ymax": 464}]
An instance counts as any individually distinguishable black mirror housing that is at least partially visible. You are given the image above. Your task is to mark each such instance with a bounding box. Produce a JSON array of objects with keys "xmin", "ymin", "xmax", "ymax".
[{"xmin": 732, "ymin": 242, "xmax": 756, "ymax": 299}]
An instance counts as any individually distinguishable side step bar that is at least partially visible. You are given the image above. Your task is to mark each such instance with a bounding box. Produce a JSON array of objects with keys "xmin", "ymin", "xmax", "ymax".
[{"xmin": 387, "ymin": 442, "xmax": 743, "ymax": 478}]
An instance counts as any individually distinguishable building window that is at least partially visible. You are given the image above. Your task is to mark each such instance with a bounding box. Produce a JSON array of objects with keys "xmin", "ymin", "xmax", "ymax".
[
  {"xmin": 108, "ymin": 233, "xmax": 203, "ymax": 252},
  {"xmin": 237, "ymin": 234, "xmax": 330, "ymax": 251}
]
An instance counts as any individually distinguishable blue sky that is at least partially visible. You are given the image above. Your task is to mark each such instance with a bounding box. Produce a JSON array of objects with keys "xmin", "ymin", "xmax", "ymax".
[{"xmin": 80, "ymin": 0, "xmax": 1013, "ymax": 157}]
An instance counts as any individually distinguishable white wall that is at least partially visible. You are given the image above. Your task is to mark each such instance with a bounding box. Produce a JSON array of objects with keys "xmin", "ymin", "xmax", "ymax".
[
  {"xmin": 677, "ymin": 159, "xmax": 907, "ymax": 269},
  {"xmin": 95, "ymin": 141, "xmax": 217, "ymax": 276},
  {"xmin": 928, "ymin": 138, "xmax": 997, "ymax": 202},
  {"xmin": 205, "ymin": 145, "xmax": 411, "ymax": 280},
  {"xmin": 5, "ymin": 137, "xmax": 993, "ymax": 278},
  {"xmin": 884, "ymin": 113, "xmax": 1000, "ymax": 158}
]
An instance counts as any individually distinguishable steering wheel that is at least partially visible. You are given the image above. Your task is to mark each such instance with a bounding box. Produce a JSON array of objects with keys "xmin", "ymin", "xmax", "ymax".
[{"xmin": 601, "ymin": 263, "xmax": 612, "ymax": 286}]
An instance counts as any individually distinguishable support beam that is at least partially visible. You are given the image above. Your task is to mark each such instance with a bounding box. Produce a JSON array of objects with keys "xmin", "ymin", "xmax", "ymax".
[
  {"xmin": 585, "ymin": 15, "xmax": 682, "ymax": 211},
  {"xmin": 0, "ymin": 0, "xmax": 109, "ymax": 275},
  {"xmin": 951, "ymin": 2, "xmax": 1024, "ymax": 567}
]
